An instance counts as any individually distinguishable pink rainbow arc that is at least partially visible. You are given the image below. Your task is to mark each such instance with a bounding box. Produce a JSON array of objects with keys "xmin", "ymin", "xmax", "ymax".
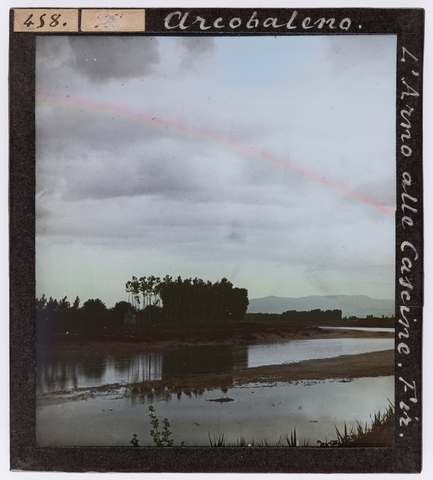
[{"xmin": 36, "ymin": 91, "xmax": 395, "ymax": 220}]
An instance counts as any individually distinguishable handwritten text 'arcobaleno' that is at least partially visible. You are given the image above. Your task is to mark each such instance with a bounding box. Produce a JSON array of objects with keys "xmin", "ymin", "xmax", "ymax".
[{"xmin": 164, "ymin": 11, "xmax": 353, "ymax": 32}]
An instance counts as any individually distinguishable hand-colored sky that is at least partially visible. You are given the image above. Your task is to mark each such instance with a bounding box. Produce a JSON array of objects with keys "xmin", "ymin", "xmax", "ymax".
[{"xmin": 36, "ymin": 34, "xmax": 396, "ymax": 307}]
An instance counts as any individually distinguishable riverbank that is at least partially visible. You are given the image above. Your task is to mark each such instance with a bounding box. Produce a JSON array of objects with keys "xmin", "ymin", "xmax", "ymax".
[
  {"xmin": 38, "ymin": 322, "xmax": 393, "ymax": 353},
  {"xmin": 39, "ymin": 348, "xmax": 393, "ymax": 401},
  {"xmin": 126, "ymin": 349, "xmax": 394, "ymax": 396}
]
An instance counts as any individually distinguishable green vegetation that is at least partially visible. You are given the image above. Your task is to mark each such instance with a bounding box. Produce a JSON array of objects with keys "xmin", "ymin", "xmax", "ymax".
[
  {"xmin": 148, "ymin": 405, "xmax": 175, "ymax": 447},
  {"xmin": 36, "ymin": 274, "xmax": 393, "ymax": 340},
  {"xmin": 205, "ymin": 407, "xmax": 394, "ymax": 447},
  {"xmin": 36, "ymin": 275, "xmax": 249, "ymax": 339},
  {"xmin": 245, "ymin": 311, "xmax": 394, "ymax": 328},
  {"xmin": 129, "ymin": 406, "xmax": 177, "ymax": 447},
  {"xmin": 282, "ymin": 429, "xmax": 307, "ymax": 447},
  {"xmin": 316, "ymin": 404, "xmax": 394, "ymax": 447},
  {"xmin": 129, "ymin": 433, "xmax": 139, "ymax": 447},
  {"xmin": 126, "ymin": 275, "xmax": 249, "ymax": 325},
  {"xmin": 130, "ymin": 404, "xmax": 393, "ymax": 447},
  {"xmin": 245, "ymin": 309, "xmax": 343, "ymax": 325},
  {"xmin": 208, "ymin": 432, "xmax": 227, "ymax": 447},
  {"xmin": 36, "ymin": 294, "xmax": 131, "ymax": 339},
  {"xmin": 208, "ymin": 430, "xmax": 309, "ymax": 447},
  {"xmin": 129, "ymin": 406, "xmax": 180, "ymax": 447},
  {"xmin": 324, "ymin": 404, "xmax": 394, "ymax": 447}
]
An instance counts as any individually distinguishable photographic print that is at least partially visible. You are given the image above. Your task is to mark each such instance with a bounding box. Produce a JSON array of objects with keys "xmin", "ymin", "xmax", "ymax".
[{"xmin": 9, "ymin": 7, "xmax": 424, "ymax": 473}]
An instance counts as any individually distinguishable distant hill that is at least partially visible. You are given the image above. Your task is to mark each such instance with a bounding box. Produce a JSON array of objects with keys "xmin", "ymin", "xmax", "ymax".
[{"xmin": 247, "ymin": 295, "xmax": 394, "ymax": 318}]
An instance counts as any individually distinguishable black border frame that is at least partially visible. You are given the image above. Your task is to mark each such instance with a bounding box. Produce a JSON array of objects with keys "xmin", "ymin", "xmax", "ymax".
[{"xmin": 9, "ymin": 7, "xmax": 424, "ymax": 473}]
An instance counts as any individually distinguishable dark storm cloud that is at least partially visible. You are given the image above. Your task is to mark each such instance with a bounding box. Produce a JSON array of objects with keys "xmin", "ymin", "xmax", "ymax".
[
  {"xmin": 66, "ymin": 156, "xmax": 198, "ymax": 201},
  {"xmin": 37, "ymin": 36, "xmax": 71, "ymax": 65},
  {"xmin": 178, "ymin": 37, "xmax": 217, "ymax": 70},
  {"xmin": 67, "ymin": 36, "xmax": 161, "ymax": 82},
  {"xmin": 35, "ymin": 104, "xmax": 170, "ymax": 158},
  {"xmin": 37, "ymin": 149, "xmax": 202, "ymax": 203},
  {"xmin": 35, "ymin": 35, "xmax": 397, "ymax": 304}
]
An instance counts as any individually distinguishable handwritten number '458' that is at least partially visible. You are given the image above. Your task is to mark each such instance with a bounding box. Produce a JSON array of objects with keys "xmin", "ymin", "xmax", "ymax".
[{"xmin": 23, "ymin": 13, "xmax": 62, "ymax": 28}]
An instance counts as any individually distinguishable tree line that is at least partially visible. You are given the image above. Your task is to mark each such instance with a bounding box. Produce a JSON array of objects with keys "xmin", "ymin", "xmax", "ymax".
[
  {"xmin": 245, "ymin": 309, "xmax": 395, "ymax": 328},
  {"xmin": 35, "ymin": 294, "xmax": 132, "ymax": 339},
  {"xmin": 245, "ymin": 309, "xmax": 342, "ymax": 326},
  {"xmin": 35, "ymin": 275, "xmax": 249, "ymax": 339},
  {"xmin": 125, "ymin": 275, "xmax": 249, "ymax": 325}
]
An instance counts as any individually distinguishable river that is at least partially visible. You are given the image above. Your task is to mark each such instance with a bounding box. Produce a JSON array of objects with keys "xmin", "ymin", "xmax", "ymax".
[{"xmin": 36, "ymin": 333, "xmax": 394, "ymax": 446}]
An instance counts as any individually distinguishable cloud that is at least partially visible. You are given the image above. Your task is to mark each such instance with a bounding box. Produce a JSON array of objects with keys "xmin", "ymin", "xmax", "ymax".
[
  {"xmin": 35, "ymin": 102, "xmax": 170, "ymax": 159},
  {"xmin": 59, "ymin": 36, "xmax": 217, "ymax": 83},
  {"xmin": 66, "ymin": 36, "xmax": 161, "ymax": 82},
  {"xmin": 323, "ymin": 35, "xmax": 396, "ymax": 78},
  {"xmin": 177, "ymin": 37, "xmax": 217, "ymax": 70},
  {"xmin": 35, "ymin": 35, "xmax": 397, "ymax": 302},
  {"xmin": 36, "ymin": 36, "xmax": 71, "ymax": 68}
]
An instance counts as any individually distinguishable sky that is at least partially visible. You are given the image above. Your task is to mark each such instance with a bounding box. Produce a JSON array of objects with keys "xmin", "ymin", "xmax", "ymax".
[{"xmin": 35, "ymin": 34, "xmax": 397, "ymax": 307}]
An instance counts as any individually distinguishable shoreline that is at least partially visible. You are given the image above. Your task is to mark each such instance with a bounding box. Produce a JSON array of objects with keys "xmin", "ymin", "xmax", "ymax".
[
  {"xmin": 38, "ymin": 349, "xmax": 394, "ymax": 401},
  {"xmin": 38, "ymin": 322, "xmax": 394, "ymax": 354},
  {"xmin": 127, "ymin": 349, "xmax": 394, "ymax": 395}
]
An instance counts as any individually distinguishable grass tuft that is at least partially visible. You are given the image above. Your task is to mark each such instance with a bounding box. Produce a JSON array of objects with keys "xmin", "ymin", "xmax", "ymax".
[
  {"xmin": 319, "ymin": 404, "xmax": 395, "ymax": 447},
  {"xmin": 208, "ymin": 432, "xmax": 226, "ymax": 447}
]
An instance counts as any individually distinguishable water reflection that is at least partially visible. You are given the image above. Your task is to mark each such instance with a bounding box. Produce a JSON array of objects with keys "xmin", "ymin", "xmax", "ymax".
[
  {"xmin": 131, "ymin": 390, "xmax": 173, "ymax": 406},
  {"xmin": 36, "ymin": 337, "xmax": 393, "ymax": 396},
  {"xmin": 161, "ymin": 344, "xmax": 248, "ymax": 379},
  {"xmin": 113, "ymin": 351, "xmax": 163, "ymax": 383},
  {"xmin": 37, "ymin": 344, "xmax": 249, "ymax": 395},
  {"xmin": 37, "ymin": 357, "xmax": 80, "ymax": 393},
  {"xmin": 36, "ymin": 376, "xmax": 395, "ymax": 447},
  {"xmin": 79, "ymin": 359, "xmax": 107, "ymax": 379}
]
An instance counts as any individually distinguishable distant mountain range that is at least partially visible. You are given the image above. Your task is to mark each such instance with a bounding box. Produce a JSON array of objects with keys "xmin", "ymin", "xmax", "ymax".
[{"xmin": 247, "ymin": 295, "xmax": 394, "ymax": 318}]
